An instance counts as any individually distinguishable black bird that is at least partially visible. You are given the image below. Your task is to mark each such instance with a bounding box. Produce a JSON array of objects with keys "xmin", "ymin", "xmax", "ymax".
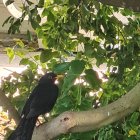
[{"xmin": 8, "ymin": 72, "xmax": 60, "ymax": 140}]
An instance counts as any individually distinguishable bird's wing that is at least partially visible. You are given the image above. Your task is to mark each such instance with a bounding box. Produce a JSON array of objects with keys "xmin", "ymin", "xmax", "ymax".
[
  {"xmin": 21, "ymin": 86, "xmax": 39, "ymax": 117},
  {"xmin": 26, "ymin": 83, "xmax": 58, "ymax": 118}
]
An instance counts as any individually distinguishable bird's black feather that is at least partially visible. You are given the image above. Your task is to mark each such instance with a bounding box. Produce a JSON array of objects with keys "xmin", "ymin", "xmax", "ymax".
[{"xmin": 8, "ymin": 72, "xmax": 59, "ymax": 140}]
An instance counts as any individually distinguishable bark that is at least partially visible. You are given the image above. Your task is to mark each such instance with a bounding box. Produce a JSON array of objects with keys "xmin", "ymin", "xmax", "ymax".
[
  {"xmin": 0, "ymin": 89, "xmax": 20, "ymax": 124},
  {"xmin": 32, "ymin": 82, "xmax": 140, "ymax": 140},
  {"xmin": 96, "ymin": 0, "xmax": 140, "ymax": 12}
]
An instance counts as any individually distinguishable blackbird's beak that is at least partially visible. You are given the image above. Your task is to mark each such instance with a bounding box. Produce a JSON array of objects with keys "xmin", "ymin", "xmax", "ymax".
[{"xmin": 56, "ymin": 75, "xmax": 64, "ymax": 80}]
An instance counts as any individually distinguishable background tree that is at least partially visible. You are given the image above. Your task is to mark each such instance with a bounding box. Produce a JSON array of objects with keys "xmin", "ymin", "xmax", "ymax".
[{"xmin": 1, "ymin": 0, "xmax": 140, "ymax": 139}]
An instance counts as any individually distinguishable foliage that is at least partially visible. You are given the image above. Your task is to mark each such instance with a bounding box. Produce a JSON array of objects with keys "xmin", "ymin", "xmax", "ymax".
[{"xmin": 1, "ymin": 0, "xmax": 140, "ymax": 139}]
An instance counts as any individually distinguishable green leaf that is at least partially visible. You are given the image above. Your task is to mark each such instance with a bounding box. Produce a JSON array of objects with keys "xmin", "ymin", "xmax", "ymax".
[
  {"xmin": 76, "ymin": 85, "xmax": 82, "ymax": 105},
  {"xmin": 52, "ymin": 51, "xmax": 59, "ymax": 57},
  {"xmin": 15, "ymin": 51, "xmax": 25, "ymax": 58},
  {"xmin": 9, "ymin": 17, "xmax": 14, "ymax": 24},
  {"xmin": 69, "ymin": 0, "xmax": 79, "ymax": 6},
  {"xmin": 47, "ymin": 11, "xmax": 55, "ymax": 22},
  {"xmin": 61, "ymin": 60, "xmax": 86, "ymax": 94},
  {"xmin": 62, "ymin": 69, "xmax": 77, "ymax": 94},
  {"xmin": 6, "ymin": 48, "xmax": 15, "ymax": 63},
  {"xmin": 20, "ymin": 58, "xmax": 37, "ymax": 69},
  {"xmin": 53, "ymin": 62, "xmax": 70, "ymax": 73},
  {"xmin": 84, "ymin": 69, "xmax": 101, "ymax": 89},
  {"xmin": 27, "ymin": 30, "xmax": 33, "ymax": 41},
  {"xmin": 129, "ymin": 112, "xmax": 139, "ymax": 125},
  {"xmin": 7, "ymin": 18, "xmax": 21, "ymax": 34},
  {"xmin": 2, "ymin": 16, "xmax": 12, "ymax": 27},
  {"xmin": 81, "ymin": 5, "xmax": 89, "ymax": 17},
  {"xmin": 40, "ymin": 49, "xmax": 52, "ymax": 63},
  {"xmin": 19, "ymin": 58, "xmax": 29, "ymax": 65},
  {"xmin": 26, "ymin": 0, "xmax": 34, "ymax": 5},
  {"xmin": 84, "ymin": 44, "xmax": 94, "ymax": 57},
  {"xmin": 36, "ymin": 28, "xmax": 44, "ymax": 38},
  {"xmin": 5, "ymin": 0, "xmax": 14, "ymax": 6},
  {"xmin": 36, "ymin": 15, "xmax": 41, "ymax": 23},
  {"xmin": 30, "ymin": 18, "xmax": 40, "ymax": 30},
  {"xmin": 34, "ymin": 55, "xmax": 40, "ymax": 61},
  {"xmin": 38, "ymin": 0, "xmax": 44, "ymax": 8},
  {"xmin": 42, "ymin": 8, "xmax": 49, "ymax": 17},
  {"xmin": 70, "ymin": 60, "xmax": 85, "ymax": 75},
  {"xmin": 55, "ymin": 95, "xmax": 72, "ymax": 114},
  {"xmin": 14, "ymin": 39, "xmax": 25, "ymax": 48}
]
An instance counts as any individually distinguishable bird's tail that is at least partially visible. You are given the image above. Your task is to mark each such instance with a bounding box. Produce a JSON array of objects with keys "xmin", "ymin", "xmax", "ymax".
[{"xmin": 8, "ymin": 116, "xmax": 37, "ymax": 140}]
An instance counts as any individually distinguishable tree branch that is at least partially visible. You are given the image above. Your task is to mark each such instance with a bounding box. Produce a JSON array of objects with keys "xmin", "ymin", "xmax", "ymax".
[
  {"xmin": 0, "ymin": 90, "xmax": 20, "ymax": 125},
  {"xmin": 32, "ymin": 82, "xmax": 140, "ymax": 140},
  {"xmin": 96, "ymin": 0, "xmax": 140, "ymax": 12}
]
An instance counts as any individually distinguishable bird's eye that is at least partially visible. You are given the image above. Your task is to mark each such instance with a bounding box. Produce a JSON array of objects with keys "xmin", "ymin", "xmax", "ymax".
[{"xmin": 48, "ymin": 75, "xmax": 52, "ymax": 79}]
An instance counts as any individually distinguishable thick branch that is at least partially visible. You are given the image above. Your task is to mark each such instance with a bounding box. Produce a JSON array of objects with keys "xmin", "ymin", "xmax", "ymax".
[
  {"xmin": 96, "ymin": 0, "xmax": 140, "ymax": 12},
  {"xmin": 0, "ymin": 90, "xmax": 20, "ymax": 124},
  {"xmin": 32, "ymin": 82, "xmax": 140, "ymax": 140}
]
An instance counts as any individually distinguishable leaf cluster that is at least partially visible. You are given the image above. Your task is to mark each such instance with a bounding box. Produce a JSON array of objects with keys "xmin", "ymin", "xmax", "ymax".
[{"xmin": 2, "ymin": 0, "xmax": 140, "ymax": 139}]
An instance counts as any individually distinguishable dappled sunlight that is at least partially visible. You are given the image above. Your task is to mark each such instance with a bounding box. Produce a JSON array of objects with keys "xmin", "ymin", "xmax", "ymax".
[
  {"xmin": 0, "ymin": 66, "xmax": 26, "ymax": 139},
  {"xmin": 0, "ymin": 108, "xmax": 15, "ymax": 139}
]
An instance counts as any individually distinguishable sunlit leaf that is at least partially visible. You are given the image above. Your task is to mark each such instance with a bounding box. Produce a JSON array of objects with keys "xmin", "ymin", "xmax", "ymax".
[
  {"xmin": 5, "ymin": 48, "xmax": 15, "ymax": 63},
  {"xmin": 129, "ymin": 129, "xmax": 137, "ymax": 136}
]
